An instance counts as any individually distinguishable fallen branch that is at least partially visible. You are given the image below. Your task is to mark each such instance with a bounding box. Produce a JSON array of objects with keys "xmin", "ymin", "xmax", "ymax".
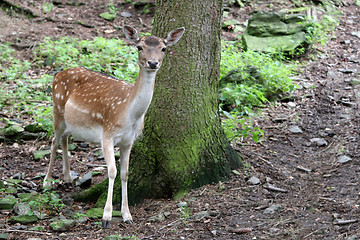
[
  {"xmin": 0, "ymin": 229, "xmax": 51, "ymax": 235},
  {"xmin": 333, "ymin": 219, "xmax": 358, "ymax": 225},
  {"xmin": 264, "ymin": 183, "xmax": 288, "ymax": 193}
]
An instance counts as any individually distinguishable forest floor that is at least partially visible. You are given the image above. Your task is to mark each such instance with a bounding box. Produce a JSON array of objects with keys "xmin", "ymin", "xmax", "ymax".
[{"xmin": 1, "ymin": 0, "xmax": 360, "ymax": 239}]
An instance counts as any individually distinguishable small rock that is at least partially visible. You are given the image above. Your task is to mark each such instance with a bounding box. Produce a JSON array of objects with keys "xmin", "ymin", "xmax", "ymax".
[
  {"xmin": 12, "ymin": 172, "xmax": 24, "ymax": 180},
  {"xmin": 264, "ymin": 204, "xmax": 282, "ymax": 214},
  {"xmin": 289, "ymin": 126, "xmax": 303, "ymax": 134},
  {"xmin": 62, "ymin": 197, "xmax": 74, "ymax": 206},
  {"xmin": 20, "ymin": 132, "xmax": 45, "ymax": 140},
  {"xmin": 338, "ymin": 155, "xmax": 352, "ymax": 164},
  {"xmin": 177, "ymin": 202, "xmax": 187, "ymax": 208},
  {"xmin": 11, "ymin": 225, "xmax": 27, "ymax": 230},
  {"xmin": 194, "ymin": 211, "xmax": 210, "ymax": 221},
  {"xmin": 70, "ymin": 170, "xmax": 80, "ymax": 180},
  {"xmin": 24, "ymin": 123, "xmax": 44, "ymax": 133},
  {"xmin": 49, "ymin": 219, "xmax": 76, "ymax": 231},
  {"xmin": 351, "ymin": 31, "xmax": 360, "ymax": 39},
  {"xmin": 269, "ymin": 227, "xmax": 280, "ymax": 234},
  {"xmin": 13, "ymin": 203, "xmax": 32, "ymax": 215},
  {"xmin": 287, "ymin": 102, "xmax": 296, "ymax": 108},
  {"xmin": 68, "ymin": 143, "xmax": 77, "ymax": 151},
  {"xmin": 33, "ymin": 150, "xmax": 51, "ymax": 161},
  {"xmin": 222, "ymin": 19, "xmax": 241, "ymax": 28},
  {"xmin": 80, "ymin": 142, "xmax": 88, "ymax": 148},
  {"xmin": 3, "ymin": 124, "xmax": 24, "ymax": 137},
  {"xmin": 351, "ymin": 79, "xmax": 360, "ymax": 86},
  {"xmin": 310, "ymin": 138, "xmax": 328, "ymax": 147},
  {"xmin": 28, "ymin": 226, "xmax": 45, "ymax": 232},
  {"xmin": 8, "ymin": 215, "xmax": 38, "ymax": 224},
  {"xmin": 99, "ymin": 12, "xmax": 116, "ymax": 21},
  {"xmin": 0, "ymin": 234, "xmax": 9, "ymax": 240},
  {"xmin": 76, "ymin": 171, "xmax": 92, "ymax": 187},
  {"xmin": 0, "ymin": 195, "xmax": 18, "ymax": 209},
  {"xmin": 327, "ymin": 70, "xmax": 337, "ymax": 78},
  {"xmin": 247, "ymin": 176, "xmax": 260, "ymax": 185},
  {"xmin": 120, "ymin": 11, "xmax": 132, "ymax": 18},
  {"xmin": 76, "ymin": 217, "xmax": 88, "ymax": 224},
  {"xmin": 148, "ymin": 212, "xmax": 166, "ymax": 222}
]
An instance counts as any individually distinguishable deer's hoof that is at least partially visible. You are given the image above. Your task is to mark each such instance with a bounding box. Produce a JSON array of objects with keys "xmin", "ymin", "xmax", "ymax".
[
  {"xmin": 102, "ymin": 220, "xmax": 111, "ymax": 229},
  {"xmin": 124, "ymin": 219, "xmax": 133, "ymax": 225}
]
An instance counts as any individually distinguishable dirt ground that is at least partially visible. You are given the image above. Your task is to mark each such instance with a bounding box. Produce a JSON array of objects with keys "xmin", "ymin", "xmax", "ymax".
[{"xmin": 0, "ymin": 0, "xmax": 360, "ymax": 239}]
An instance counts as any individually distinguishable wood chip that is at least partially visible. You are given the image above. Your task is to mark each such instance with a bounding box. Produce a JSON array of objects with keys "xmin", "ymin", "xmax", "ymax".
[{"xmin": 229, "ymin": 227, "xmax": 252, "ymax": 234}]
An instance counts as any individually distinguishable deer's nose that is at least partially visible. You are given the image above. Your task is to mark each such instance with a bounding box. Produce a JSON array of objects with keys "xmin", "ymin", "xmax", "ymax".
[{"xmin": 147, "ymin": 60, "xmax": 159, "ymax": 69}]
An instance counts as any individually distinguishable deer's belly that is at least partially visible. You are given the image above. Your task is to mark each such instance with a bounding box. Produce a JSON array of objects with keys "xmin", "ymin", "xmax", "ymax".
[{"xmin": 64, "ymin": 123, "xmax": 103, "ymax": 143}]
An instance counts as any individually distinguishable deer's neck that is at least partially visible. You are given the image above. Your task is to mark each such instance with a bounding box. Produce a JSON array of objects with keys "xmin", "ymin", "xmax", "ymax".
[{"xmin": 128, "ymin": 68, "xmax": 157, "ymax": 120}]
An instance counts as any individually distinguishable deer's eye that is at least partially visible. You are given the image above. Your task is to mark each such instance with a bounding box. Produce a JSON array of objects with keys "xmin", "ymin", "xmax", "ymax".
[
  {"xmin": 161, "ymin": 47, "xmax": 167, "ymax": 52},
  {"xmin": 137, "ymin": 46, "xmax": 143, "ymax": 51}
]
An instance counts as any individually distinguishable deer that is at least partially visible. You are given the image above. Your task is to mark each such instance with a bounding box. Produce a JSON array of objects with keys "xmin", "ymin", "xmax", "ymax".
[{"xmin": 43, "ymin": 25, "xmax": 185, "ymax": 228}]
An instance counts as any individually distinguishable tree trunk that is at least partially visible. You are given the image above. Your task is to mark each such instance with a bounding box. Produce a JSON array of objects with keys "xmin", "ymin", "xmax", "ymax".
[{"xmin": 75, "ymin": 0, "xmax": 241, "ymax": 206}]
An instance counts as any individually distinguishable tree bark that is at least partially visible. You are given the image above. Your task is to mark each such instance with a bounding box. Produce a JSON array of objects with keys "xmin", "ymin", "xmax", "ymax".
[{"xmin": 75, "ymin": 0, "xmax": 241, "ymax": 206}]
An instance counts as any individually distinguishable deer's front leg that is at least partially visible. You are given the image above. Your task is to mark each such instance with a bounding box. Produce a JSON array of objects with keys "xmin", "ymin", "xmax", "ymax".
[
  {"xmin": 119, "ymin": 144, "xmax": 133, "ymax": 224},
  {"xmin": 61, "ymin": 135, "xmax": 72, "ymax": 183},
  {"xmin": 102, "ymin": 137, "xmax": 116, "ymax": 228}
]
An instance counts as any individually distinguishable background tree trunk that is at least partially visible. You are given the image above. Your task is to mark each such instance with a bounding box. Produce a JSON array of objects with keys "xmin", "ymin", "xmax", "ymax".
[{"xmin": 75, "ymin": 0, "xmax": 241, "ymax": 205}]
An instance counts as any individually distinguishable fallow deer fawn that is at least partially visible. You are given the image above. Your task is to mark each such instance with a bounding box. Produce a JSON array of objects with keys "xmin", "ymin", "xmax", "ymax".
[{"xmin": 43, "ymin": 25, "xmax": 185, "ymax": 228}]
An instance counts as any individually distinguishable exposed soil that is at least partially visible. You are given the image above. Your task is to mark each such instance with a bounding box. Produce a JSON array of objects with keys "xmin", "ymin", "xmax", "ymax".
[{"xmin": 1, "ymin": 0, "xmax": 360, "ymax": 239}]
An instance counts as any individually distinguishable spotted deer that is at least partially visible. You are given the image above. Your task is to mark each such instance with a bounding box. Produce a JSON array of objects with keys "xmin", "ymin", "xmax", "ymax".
[{"xmin": 43, "ymin": 25, "xmax": 185, "ymax": 228}]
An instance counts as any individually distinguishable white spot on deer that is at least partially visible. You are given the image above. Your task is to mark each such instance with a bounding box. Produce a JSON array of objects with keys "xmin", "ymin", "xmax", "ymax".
[
  {"xmin": 96, "ymin": 113, "xmax": 103, "ymax": 119},
  {"xmin": 64, "ymin": 86, "xmax": 67, "ymax": 90},
  {"xmin": 92, "ymin": 113, "xmax": 95, "ymax": 118},
  {"xmin": 117, "ymin": 101, "xmax": 122, "ymax": 105},
  {"xmin": 61, "ymin": 95, "xmax": 64, "ymax": 100},
  {"xmin": 54, "ymin": 84, "xmax": 57, "ymax": 89},
  {"xmin": 55, "ymin": 93, "xmax": 60, "ymax": 99},
  {"xmin": 66, "ymin": 91, "xmax": 69, "ymax": 96}
]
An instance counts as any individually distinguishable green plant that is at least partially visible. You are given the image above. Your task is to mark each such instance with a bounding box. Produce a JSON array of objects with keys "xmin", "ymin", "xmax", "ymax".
[
  {"xmin": 305, "ymin": 12, "xmax": 339, "ymax": 46},
  {"xmin": 28, "ymin": 180, "xmax": 65, "ymax": 214},
  {"xmin": 42, "ymin": 2, "xmax": 53, "ymax": 14},
  {"xmin": 220, "ymin": 41, "xmax": 296, "ymax": 116},
  {"xmin": 35, "ymin": 37, "xmax": 138, "ymax": 83},
  {"xmin": 179, "ymin": 205, "xmax": 191, "ymax": 221},
  {"xmin": 222, "ymin": 111, "xmax": 264, "ymax": 143},
  {"xmin": 73, "ymin": 212, "xmax": 87, "ymax": 219}
]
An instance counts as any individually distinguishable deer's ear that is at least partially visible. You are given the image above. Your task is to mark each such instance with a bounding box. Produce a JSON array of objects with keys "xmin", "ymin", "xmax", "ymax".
[
  {"xmin": 164, "ymin": 27, "xmax": 185, "ymax": 46},
  {"xmin": 123, "ymin": 26, "xmax": 140, "ymax": 44}
]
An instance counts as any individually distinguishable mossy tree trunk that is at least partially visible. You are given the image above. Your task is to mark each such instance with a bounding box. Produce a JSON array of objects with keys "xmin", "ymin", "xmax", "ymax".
[{"xmin": 75, "ymin": 0, "xmax": 241, "ymax": 206}]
